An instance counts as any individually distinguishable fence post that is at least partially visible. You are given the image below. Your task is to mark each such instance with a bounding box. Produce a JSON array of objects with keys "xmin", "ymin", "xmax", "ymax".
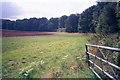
[{"xmin": 85, "ymin": 44, "xmax": 90, "ymax": 66}]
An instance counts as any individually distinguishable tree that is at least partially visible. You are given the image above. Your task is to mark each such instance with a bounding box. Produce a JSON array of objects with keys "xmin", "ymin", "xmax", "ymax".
[
  {"xmin": 58, "ymin": 15, "xmax": 68, "ymax": 28},
  {"xmin": 48, "ymin": 18, "xmax": 59, "ymax": 32},
  {"xmin": 78, "ymin": 5, "xmax": 96, "ymax": 33},
  {"xmin": 116, "ymin": 1, "xmax": 120, "ymax": 32},
  {"xmin": 96, "ymin": 2, "xmax": 119, "ymax": 34},
  {"xmin": 38, "ymin": 17, "xmax": 48, "ymax": 31},
  {"xmin": 65, "ymin": 14, "xmax": 79, "ymax": 32},
  {"xmin": 2, "ymin": 19, "xmax": 15, "ymax": 30}
]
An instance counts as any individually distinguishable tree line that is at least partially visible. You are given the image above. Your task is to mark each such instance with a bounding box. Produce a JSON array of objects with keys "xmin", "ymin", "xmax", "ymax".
[{"xmin": 1, "ymin": 1, "xmax": 120, "ymax": 34}]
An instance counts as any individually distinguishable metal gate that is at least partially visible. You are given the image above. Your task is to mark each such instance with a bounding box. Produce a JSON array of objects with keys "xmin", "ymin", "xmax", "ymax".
[{"xmin": 85, "ymin": 44, "xmax": 120, "ymax": 80}]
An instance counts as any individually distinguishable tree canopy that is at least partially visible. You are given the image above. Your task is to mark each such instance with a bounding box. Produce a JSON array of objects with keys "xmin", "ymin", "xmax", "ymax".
[{"xmin": 2, "ymin": 1, "xmax": 120, "ymax": 34}]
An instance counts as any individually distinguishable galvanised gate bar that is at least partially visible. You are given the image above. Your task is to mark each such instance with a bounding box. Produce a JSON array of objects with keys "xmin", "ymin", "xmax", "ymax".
[{"xmin": 85, "ymin": 44, "xmax": 120, "ymax": 80}]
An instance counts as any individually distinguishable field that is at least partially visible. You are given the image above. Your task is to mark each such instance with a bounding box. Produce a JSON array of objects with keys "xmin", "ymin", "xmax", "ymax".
[
  {"xmin": 2, "ymin": 31, "xmax": 95, "ymax": 78},
  {"xmin": 2, "ymin": 30, "xmax": 54, "ymax": 37}
]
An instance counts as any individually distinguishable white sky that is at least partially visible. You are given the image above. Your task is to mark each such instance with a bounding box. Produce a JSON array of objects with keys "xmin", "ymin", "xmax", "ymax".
[{"xmin": 1, "ymin": 0, "xmax": 97, "ymax": 20}]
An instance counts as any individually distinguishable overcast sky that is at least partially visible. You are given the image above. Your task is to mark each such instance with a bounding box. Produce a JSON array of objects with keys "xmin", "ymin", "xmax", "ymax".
[{"xmin": 1, "ymin": 0, "xmax": 97, "ymax": 20}]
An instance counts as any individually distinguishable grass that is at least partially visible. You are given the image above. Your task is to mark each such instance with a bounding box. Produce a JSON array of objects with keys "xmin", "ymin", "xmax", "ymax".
[{"xmin": 2, "ymin": 33, "xmax": 95, "ymax": 78}]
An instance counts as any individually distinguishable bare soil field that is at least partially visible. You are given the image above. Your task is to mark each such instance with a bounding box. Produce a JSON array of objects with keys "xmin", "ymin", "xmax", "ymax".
[{"xmin": 2, "ymin": 30, "xmax": 54, "ymax": 37}]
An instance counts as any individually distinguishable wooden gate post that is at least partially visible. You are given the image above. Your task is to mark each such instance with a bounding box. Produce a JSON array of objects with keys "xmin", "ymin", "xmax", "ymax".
[{"xmin": 85, "ymin": 44, "xmax": 90, "ymax": 66}]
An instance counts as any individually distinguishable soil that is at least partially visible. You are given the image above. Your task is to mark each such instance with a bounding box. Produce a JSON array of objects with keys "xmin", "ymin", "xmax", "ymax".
[{"xmin": 2, "ymin": 30, "xmax": 54, "ymax": 37}]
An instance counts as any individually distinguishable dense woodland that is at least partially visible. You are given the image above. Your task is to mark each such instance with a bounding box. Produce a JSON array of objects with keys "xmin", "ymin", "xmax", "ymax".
[{"xmin": 1, "ymin": 2, "xmax": 120, "ymax": 34}]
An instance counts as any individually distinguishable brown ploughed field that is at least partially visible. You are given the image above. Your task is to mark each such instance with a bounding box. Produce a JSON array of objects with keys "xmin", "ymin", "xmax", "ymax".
[{"xmin": 2, "ymin": 30, "xmax": 54, "ymax": 37}]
